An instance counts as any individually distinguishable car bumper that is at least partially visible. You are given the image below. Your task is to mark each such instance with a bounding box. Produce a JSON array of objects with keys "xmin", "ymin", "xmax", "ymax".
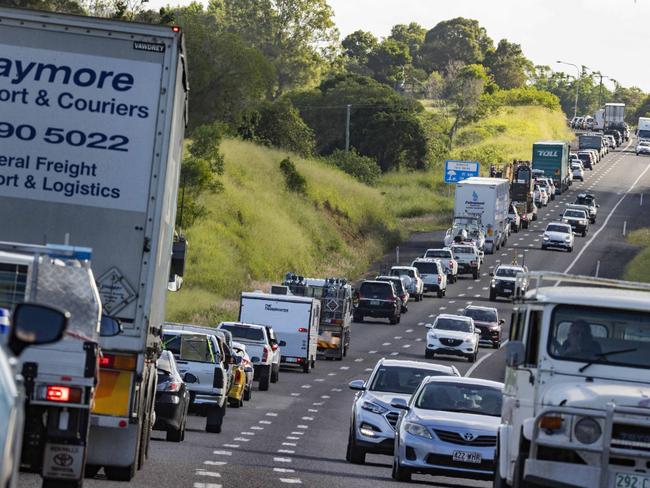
[
  {"xmin": 542, "ymin": 240, "xmax": 572, "ymax": 249},
  {"xmin": 457, "ymin": 264, "xmax": 478, "ymax": 274},
  {"xmin": 491, "ymin": 283, "xmax": 515, "ymax": 297},
  {"xmin": 353, "ymin": 409, "xmax": 398, "ymax": 455},
  {"xmin": 426, "ymin": 341, "xmax": 475, "ymax": 356},
  {"xmin": 567, "ymin": 222, "xmax": 588, "ymax": 233},
  {"xmin": 396, "ymin": 431, "xmax": 496, "ymax": 480},
  {"xmin": 423, "ymin": 283, "xmax": 442, "ymax": 292},
  {"xmin": 355, "ymin": 304, "xmax": 398, "ymax": 318},
  {"xmin": 475, "ymin": 327, "xmax": 501, "ymax": 345}
]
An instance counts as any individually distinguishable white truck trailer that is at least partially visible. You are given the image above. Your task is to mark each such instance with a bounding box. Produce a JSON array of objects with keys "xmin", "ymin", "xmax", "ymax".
[
  {"xmin": 239, "ymin": 292, "xmax": 320, "ymax": 373},
  {"xmin": 0, "ymin": 7, "xmax": 188, "ymax": 481},
  {"xmin": 0, "ymin": 242, "xmax": 101, "ymax": 488},
  {"xmin": 454, "ymin": 177, "xmax": 510, "ymax": 254},
  {"xmin": 638, "ymin": 117, "xmax": 650, "ymax": 141}
]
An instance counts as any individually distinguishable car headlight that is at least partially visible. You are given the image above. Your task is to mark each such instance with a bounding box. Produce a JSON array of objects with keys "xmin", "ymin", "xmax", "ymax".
[
  {"xmin": 580, "ymin": 220, "xmax": 588, "ymax": 225},
  {"xmin": 491, "ymin": 280, "xmax": 496, "ymax": 287},
  {"xmin": 574, "ymin": 417, "xmax": 601, "ymax": 444},
  {"xmin": 361, "ymin": 401, "xmax": 388, "ymax": 415},
  {"xmin": 565, "ymin": 236, "xmax": 572, "ymax": 241},
  {"xmin": 404, "ymin": 422, "xmax": 433, "ymax": 439},
  {"xmin": 543, "ymin": 235, "xmax": 550, "ymax": 241},
  {"xmin": 562, "ymin": 219, "xmax": 569, "ymax": 223}
]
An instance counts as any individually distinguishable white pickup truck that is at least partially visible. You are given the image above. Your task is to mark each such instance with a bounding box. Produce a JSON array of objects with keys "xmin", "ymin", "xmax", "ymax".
[
  {"xmin": 496, "ymin": 272, "xmax": 650, "ymax": 488},
  {"xmin": 423, "ymin": 248, "xmax": 458, "ymax": 283}
]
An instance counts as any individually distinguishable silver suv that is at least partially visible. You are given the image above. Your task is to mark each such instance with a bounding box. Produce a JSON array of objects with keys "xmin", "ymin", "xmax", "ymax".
[{"xmin": 346, "ymin": 358, "xmax": 460, "ymax": 464}]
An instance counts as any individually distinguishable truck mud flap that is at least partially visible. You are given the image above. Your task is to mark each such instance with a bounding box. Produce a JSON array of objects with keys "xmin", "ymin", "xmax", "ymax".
[{"xmin": 42, "ymin": 443, "xmax": 85, "ymax": 482}]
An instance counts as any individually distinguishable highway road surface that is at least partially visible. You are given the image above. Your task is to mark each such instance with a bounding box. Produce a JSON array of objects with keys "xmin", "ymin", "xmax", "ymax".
[{"xmin": 21, "ymin": 139, "xmax": 650, "ymax": 487}]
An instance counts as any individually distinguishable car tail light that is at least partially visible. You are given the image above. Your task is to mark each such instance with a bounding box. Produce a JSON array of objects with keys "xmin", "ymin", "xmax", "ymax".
[
  {"xmin": 262, "ymin": 346, "xmax": 269, "ymax": 363},
  {"xmin": 470, "ymin": 260, "xmax": 477, "ymax": 266},
  {"xmin": 437, "ymin": 275, "xmax": 442, "ymax": 284},
  {"xmin": 401, "ymin": 294, "xmax": 407, "ymax": 301},
  {"xmin": 271, "ymin": 343, "xmax": 279, "ymax": 351},
  {"xmin": 297, "ymin": 328, "xmax": 308, "ymax": 333},
  {"xmin": 235, "ymin": 370, "xmax": 242, "ymax": 382},
  {"xmin": 40, "ymin": 385, "xmax": 83, "ymax": 403},
  {"xmin": 100, "ymin": 353, "xmax": 137, "ymax": 371},
  {"xmin": 164, "ymin": 381, "xmax": 182, "ymax": 392}
]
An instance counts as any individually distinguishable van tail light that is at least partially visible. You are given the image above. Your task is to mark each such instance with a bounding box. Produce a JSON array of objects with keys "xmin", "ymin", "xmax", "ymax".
[
  {"xmin": 297, "ymin": 328, "xmax": 308, "ymax": 333},
  {"xmin": 164, "ymin": 381, "xmax": 182, "ymax": 392},
  {"xmin": 262, "ymin": 346, "xmax": 269, "ymax": 363},
  {"xmin": 39, "ymin": 385, "xmax": 83, "ymax": 403},
  {"xmin": 100, "ymin": 353, "xmax": 137, "ymax": 371}
]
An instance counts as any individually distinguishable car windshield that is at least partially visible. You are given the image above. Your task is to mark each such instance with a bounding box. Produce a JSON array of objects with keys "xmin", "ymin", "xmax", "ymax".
[
  {"xmin": 546, "ymin": 225, "xmax": 570, "ymax": 233},
  {"xmin": 495, "ymin": 267, "xmax": 522, "ymax": 278},
  {"xmin": 369, "ymin": 366, "xmax": 452, "ymax": 394},
  {"xmin": 414, "ymin": 382, "xmax": 502, "ymax": 416},
  {"xmin": 391, "ymin": 268, "xmax": 414, "ymax": 278},
  {"xmin": 220, "ymin": 324, "xmax": 265, "ymax": 341},
  {"xmin": 464, "ymin": 308, "xmax": 497, "ymax": 323},
  {"xmin": 453, "ymin": 246, "xmax": 475, "ymax": 255},
  {"xmin": 565, "ymin": 210, "xmax": 586, "ymax": 218},
  {"xmin": 425, "ymin": 250, "xmax": 451, "ymax": 259},
  {"xmin": 360, "ymin": 282, "xmax": 393, "ymax": 297},
  {"xmin": 435, "ymin": 317, "xmax": 472, "ymax": 332},
  {"xmin": 548, "ymin": 304, "xmax": 650, "ymax": 368},
  {"xmin": 413, "ymin": 261, "xmax": 439, "ymax": 274}
]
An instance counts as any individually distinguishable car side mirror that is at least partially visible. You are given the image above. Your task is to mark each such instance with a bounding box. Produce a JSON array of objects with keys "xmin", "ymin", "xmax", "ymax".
[
  {"xmin": 100, "ymin": 315, "xmax": 123, "ymax": 337},
  {"xmin": 425, "ymin": 323, "xmax": 433, "ymax": 328},
  {"xmin": 597, "ymin": 204, "xmax": 600, "ymax": 208},
  {"xmin": 348, "ymin": 379, "xmax": 366, "ymax": 391},
  {"xmin": 499, "ymin": 319, "xmax": 505, "ymax": 325},
  {"xmin": 9, "ymin": 303, "xmax": 69, "ymax": 356},
  {"xmin": 391, "ymin": 398, "xmax": 409, "ymax": 410},
  {"xmin": 489, "ymin": 272, "xmax": 494, "ymax": 277},
  {"xmin": 279, "ymin": 340, "xmax": 287, "ymax": 347},
  {"xmin": 506, "ymin": 341, "xmax": 526, "ymax": 368},
  {"xmin": 183, "ymin": 372, "xmax": 198, "ymax": 383}
]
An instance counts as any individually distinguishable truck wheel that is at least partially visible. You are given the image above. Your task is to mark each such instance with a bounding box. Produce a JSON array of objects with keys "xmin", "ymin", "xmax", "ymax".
[
  {"xmin": 228, "ymin": 398, "xmax": 241, "ymax": 408},
  {"xmin": 271, "ymin": 363, "xmax": 279, "ymax": 383},
  {"xmin": 259, "ymin": 365, "xmax": 271, "ymax": 391},
  {"xmin": 105, "ymin": 464, "xmax": 136, "ymax": 482},
  {"xmin": 206, "ymin": 402, "xmax": 226, "ymax": 433},
  {"xmin": 493, "ymin": 438, "xmax": 512, "ymax": 488}
]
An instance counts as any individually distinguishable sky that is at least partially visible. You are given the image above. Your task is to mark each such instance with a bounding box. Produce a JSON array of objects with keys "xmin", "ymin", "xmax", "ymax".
[{"xmin": 151, "ymin": 0, "xmax": 650, "ymax": 92}]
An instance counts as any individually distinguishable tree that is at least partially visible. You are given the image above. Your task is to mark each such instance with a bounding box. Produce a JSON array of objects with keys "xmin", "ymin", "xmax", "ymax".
[
  {"xmin": 367, "ymin": 39, "xmax": 412, "ymax": 86},
  {"xmin": 635, "ymin": 95, "xmax": 650, "ymax": 119},
  {"xmin": 614, "ymin": 86, "xmax": 647, "ymax": 123},
  {"xmin": 419, "ymin": 18, "xmax": 493, "ymax": 73},
  {"xmin": 484, "ymin": 39, "xmax": 533, "ymax": 89},
  {"xmin": 172, "ymin": 5, "xmax": 276, "ymax": 129},
  {"xmin": 325, "ymin": 149, "xmax": 381, "ymax": 185},
  {"xmin": 446, "ymin": 64, "xmax": 490, "ymax": 143},
  {"xmin": 342, "ymin": 30, "xmax": 378, "ymax": 63},
  {"xmin": 389, "ymin": 22, "xmax": 427, "ymax": 63},
  {"xmin": 1, "ymin": 0, "xmax": 84, "ymax": 13},
  {"xmin": 212, "ymin": 0, "xmax": 339, "ymax": 93}
]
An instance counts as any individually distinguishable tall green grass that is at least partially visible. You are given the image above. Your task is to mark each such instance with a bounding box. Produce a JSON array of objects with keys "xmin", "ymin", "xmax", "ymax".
[{"xmin": 623, "ymin": 228, "xmax": 650, "ymax": 283}]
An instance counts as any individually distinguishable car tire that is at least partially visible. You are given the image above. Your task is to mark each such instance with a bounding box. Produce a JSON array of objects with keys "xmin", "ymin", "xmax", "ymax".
[
  {"xmin": 468, "ymin": 351, "xmax": 477, "ymax": 363},
  {"xmin": 582, "ymin": 230, "xmax": 587, "ymax": 237},
  {"xmin": 271, "ymin": 363, "xmax": 280, "ymax": 383},
  {"xmin": 258, "ymin": 365, "xmax": 271, "ymax": 391},
  {"xmin": 472, "ymin": 270, "xmax": 479, "ymax": 280},
  {"xmin": 392, "ymin": 456, "xmax": 411, "ymax": 482},
  {"xmin": 228, "ymin": 398, "xmax": 241, "ymax": 408},
  {"xmin": 206, "ymin": 402, "xmax": 226, "ymax": 433},
  {"xmin": 166, "ymin": 420, "xmax": 185, "ymax": 442},
  {"xmin": 389, "ymin": 314, "xmax": 399, "ymax": 325},
  {"xmin": 541, "ymin": 245, "xmax": 546, "ymax": 250},
  {"xmin": 437, "ymin": 289, "xmax": 444, "ymax": 298},
  {"xmin": 425, "ymin": 349, "xmax": 434, "ymax": 359},
  {"xmin": 302, "ymin": 358, "xmax": 311, "ymax": 373},
  {"xmin": 353, "ymin": 312, "xmax": 363, "ymax": 323},
  {"xmin": 346, "ymin": 424, "xmax": 366, "ymax": 464},
  {"xmin": 493, "ymin": 341, "xmax": 500, "ymax": 349},
  {"xmin": 568, "ymin": 246, "xmax": 573, "ymax": 253},
  {"xmin": 244, "ymin": 385, "xmax": 252, "ymax": 401},
  {"xmin": 104, "ymin": 464, "xmax": 136, "ymax": 482},
  {"xmin": 489, "ymin": 291, "xmax": 496, "ymax": 301}
]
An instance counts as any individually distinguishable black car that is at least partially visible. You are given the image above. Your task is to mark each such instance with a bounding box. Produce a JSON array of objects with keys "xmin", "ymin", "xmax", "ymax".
[
  {"xmin": 375, "ymin": 275, "xmax": 409, "ymax": 313},
  {"xmin": 154, "ymin": 350, "xmax": 190, "ymax": 442},
  {"xmin": 353, "ymin": 280, "xmax": 401, "ymax": 325}
]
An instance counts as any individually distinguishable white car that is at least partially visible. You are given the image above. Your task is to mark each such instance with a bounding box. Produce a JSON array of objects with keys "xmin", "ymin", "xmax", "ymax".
[
  {"xmin": 423, "ymin": 248, "xmax": 458, "ymax": 283},
  {"xmin": 507, "ymin": 204, "xmax": 521, "ymax": 233},
  {"xmin": 541, "ymin": 222, "xmax": 574, "ymax": 252},
  {"xmin": 425, "ymin": 314, "xmax": 480, "ymax": 362},
  {"xmin": 450, "ymin": 244, "xmax": 482, "ymax": 279},
  {"xmin": 411, "ymin": 258, "xmax": 447, "ymax": 298},
  {"xmin": 571, "ymin": 162, "xmax": 585, "ymax": 181},
  {"xmin": 533, "ymin": 185, "xmax": 548, "ymax": 207},
  {"xmin": 390, "ymin": 266, "xmax": 424, "ymax": 301},
  {"xmin": 637, "ymin": 140, "xmax": 650, "ymax": 156},
  {"xmin": 536, "ymin": 177, "xmax": 555, "ymax": 200}
]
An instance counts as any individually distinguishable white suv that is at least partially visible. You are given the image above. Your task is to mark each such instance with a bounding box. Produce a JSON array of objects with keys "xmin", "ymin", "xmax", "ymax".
[
  {"xmin": 423, "ymin": 248, "xmax": 458, "ymax": 283},
  {"xmin": 411, "ymin": 258, "xmax": 447, "ymax": 298},
  {"xmin": 390, "ymin": 266, "xmax": 424, "ymax": 301},
  {"xmin": 162, "ymin": 326, "xmax": 230, "ymax": 433},
  {"xmin": 425, "ymin": 314, "xmax": 480, "ymax": 362}
]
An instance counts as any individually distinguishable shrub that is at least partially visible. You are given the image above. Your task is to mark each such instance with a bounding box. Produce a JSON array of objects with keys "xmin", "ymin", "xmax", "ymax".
[
  {"xmin": 280, "ymin": 158, "xmax": 307, "ymax": 194},
  {"xmin": 484, "ymin": 87, "xmax": 561, "ymax": 111},
  {"xmin": 325, "ymin": 149, "xmax": 381, "ymax": 185}
]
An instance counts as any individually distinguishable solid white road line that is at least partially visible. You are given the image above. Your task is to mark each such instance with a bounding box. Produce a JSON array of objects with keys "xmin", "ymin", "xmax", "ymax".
[{"xmin": 465, "ymin": 340, "xmax": 509, "ymax": 377}]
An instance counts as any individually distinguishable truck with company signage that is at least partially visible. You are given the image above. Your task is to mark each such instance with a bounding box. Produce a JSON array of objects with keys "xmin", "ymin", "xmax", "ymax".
[
  {"xmin": 0, "ymin": 7, "xmax": 188, "ymax": 481},
  {"xmin": 496, "ymin": 272, "xmax": 650, "ymax": 488},
  {"xmin": 239, "ymin": 291, "xmax": 320, "ymax": 373},
  {"xmin": 281, "ymin": 274, "xmax": 353, "ymax": 360},
  {"xmin": 532, "ymin": 141, "xmax": 570, "ymax": 194},
  {"xmin": 638, "ymin": 117, "xmax": 650, "ymax": 141},
  {"xmin": 0, "ymin": 242, "xmax": 101, "ymax": 487},
  {"xmin": 453, "ymin": 177, "xmax": 510, "ymax": 254}
]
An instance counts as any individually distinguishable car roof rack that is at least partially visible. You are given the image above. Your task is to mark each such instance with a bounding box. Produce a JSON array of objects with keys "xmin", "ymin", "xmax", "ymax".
[{"xmin": 515, "ymin": 271, "xmax": 650, "ymax": 302}]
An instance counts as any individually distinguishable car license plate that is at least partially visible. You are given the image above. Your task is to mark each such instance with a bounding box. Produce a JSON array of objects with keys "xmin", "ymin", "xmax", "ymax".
[
  {"xmin": 503, "ymin": 289, "xmax": 512, "ymax": 294},
  {"xmin": 285, "ymin": 357, "xmax": 298, "ymax": 363},
  {"xmin": 452, "ymin": 451, "xmax": 481, "ymax": 464},
  {"xmin": 370, "ymin": 300, "xmax": 380, "ymax": 305},
  {"xmin": 615, "ymin": 473, "xmax": 650, "ymax": 488}
]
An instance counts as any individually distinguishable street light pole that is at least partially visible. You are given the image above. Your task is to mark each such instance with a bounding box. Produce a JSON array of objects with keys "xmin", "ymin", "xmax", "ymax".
[{"xmin": 557, "ymin": 60, "xmax": 580, "ymax": 119}]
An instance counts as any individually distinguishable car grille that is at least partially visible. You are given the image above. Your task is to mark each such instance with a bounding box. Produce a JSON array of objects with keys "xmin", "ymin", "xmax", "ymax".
[
  {"xmin": 612, "ymin": 424, "xmax": 650, "ymax": 451},
  {"xmin": 433, "ymin": 429, "xmax": 497, "ymax": 447},
  {"xmin": 425, "ymin": 453, "xmax": 495, "ymax": 470},
  {"xmin": 385, "ymin": 411, "xmax": 400, "ymax": 429},
  {"xmin": 440, "ymin": 338, "xmax": 463, "ymax": 347}
]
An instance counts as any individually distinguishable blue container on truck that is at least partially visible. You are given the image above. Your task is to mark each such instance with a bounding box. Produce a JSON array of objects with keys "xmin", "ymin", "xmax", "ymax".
[{"xmin": 532, "ymin": 141, "xmax": 570, "ymax": 194}]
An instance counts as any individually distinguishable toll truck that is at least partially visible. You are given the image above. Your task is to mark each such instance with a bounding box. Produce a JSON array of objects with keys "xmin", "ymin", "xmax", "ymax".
[
  {"xmin": 532, "ymin": 141, "xmax": 570, "ymax": 194},
  {"xmin": 281, "ymin": 273, "xmax": 353, "ymax": 360},
  {"xmin": 0, "ymin": 7, "xmax": 189, "ymax": 481},
  {"xmin": 0, "ymin": 242, "xmax": 102, "ymax": 488}
]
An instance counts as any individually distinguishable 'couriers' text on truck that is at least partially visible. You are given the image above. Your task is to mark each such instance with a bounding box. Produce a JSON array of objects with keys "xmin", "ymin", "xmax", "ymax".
[
  {"xmin": 0, "ymin": 7, "xmax": 188, "ymax": 481},
  {"xmin": 454, "ymin": 177, "xmax": 510, "ymax": 254},
  {"xmin": 532, "ymin": 141, "xmax": 570, "ymax": 194}
]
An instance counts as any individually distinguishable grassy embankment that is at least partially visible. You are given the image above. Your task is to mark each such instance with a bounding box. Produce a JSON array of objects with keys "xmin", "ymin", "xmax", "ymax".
[
  {"xmin": 166, "ymin": 105, "xmax": 572, "ymax": 324},
  {"xmin": 623, "ymin": 229, "xmax": 650, "ymax": 282}
]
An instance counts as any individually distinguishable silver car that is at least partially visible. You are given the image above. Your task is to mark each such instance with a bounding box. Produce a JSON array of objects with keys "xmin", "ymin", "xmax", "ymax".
[
  {"xmin": 392, "ymin": 377, "xmax": 504, "ymax": 482},
  {"xmin": 346, "ymin": 359, "xmax": 460, "ymax": 464}
]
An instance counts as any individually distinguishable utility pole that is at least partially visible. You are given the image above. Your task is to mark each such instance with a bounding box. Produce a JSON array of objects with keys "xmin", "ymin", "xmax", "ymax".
[{"xmin": 345, "ymin": 104, "xmax": 351, "ymax": 152}]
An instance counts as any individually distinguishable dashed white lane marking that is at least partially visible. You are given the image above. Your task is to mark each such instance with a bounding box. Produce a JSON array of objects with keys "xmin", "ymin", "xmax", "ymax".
[
  {"xmin": 457, "ymin": 308, "xmax": 464, "ymax": 312},
  {"xmin": 203, "ymin": 461, "xmax": 227, "ymax": 466},
  {"xmin": 223, "ymin": 444, "xmax": 239, "ymax": 449},
  {"xmin": 418, "ymin": 322, "xmax": 425, "ymax": 326},
  {"xmin": 394, "ymin": 335, "xmax": 402, "ymax": 339},
  {"xmin": 368, "ymin": 350, "xmax": 377, "ymax": 354},
  {"xmin": 301, "ymin": 384, "xmax": 311, "ymax": 389},
  {"xmin": 429, "ymin": 314, "xmax": 435, "ymax": 317},
  {"xmin": 278, "ymin": 449, "xmax": 295, "ymax": 454},
  {"xmin": 308, "ymin": 408, "xmax": 318, "ymax": 412},
  {"xmin": 331, "ymin": 388, "xmax": 342, "ymax": 392},
  {"xmin": 250, "ymin": 426, "xmax": 264, "ymax": 430},
  {"xmin": 283, "ymin": 442, "xmax": 297, "ymax": 446},
  {"xmin": 321, "ymin": 395, "xmax": 330, "ymax": 399},
  {"xmin": 193, "ymin": 483, "xmax": 222, "ymax": 488},
  {"xmin": 291, "ymin": 431, "xmax": 305, "ymax": 435},
  {"xmin": 302, "ymin": 416, "xmax": 314, "ymax": 421},
  {"xmin": 328, "ymin": 373, "xmax": 336, "ymax": 376},
  {"xmin": 390, "ymin": 352, "xmax": 399, "ymax": 356},
  {"xmin": 365, "ymin": 367, "xmax": 373, "ymax": 371},
  {"xmin": 297, "ymin": 424, "xmax": 309, "ymax": 429},
  {"xmin": 439, "ymin": 306, "xmax": 447, "ymax": 310},
  {"xmin": 241, "ymin": 431, "xmax": 255, "ymax": 436},
  {"xmin": 279, "ymin": 479, "xmax": 302, "ymax": 484},
  {"xmin": 474, "ymin": 294, "xmax": 481, "ymax": 298},
  {"xmin": 354, "ymin": 358, "xmax": 364, "ymax": 362},
  {"xmin": 213, "ymin": 450, "xmax": 232, "ymax": 456},
  {"xmin": 448, "ymin": 300, "xmax": 456, "ymax": 304},
  {"xmin": 291, "ymin": 393, "xmax": 301, "ymax": 397},
  {"xmin": 415, "ymin": 338, "xmax": 423, "ymax": 342},
  {"xmin": 286, "ymin": 436, "xmax": 300, "ymax": 440},
  {"xmin": 312, "ymin": 402, "xmax": 324, "ymax": 406},
  {"xmin": 315, "ymin": 378, "xmax": 324, "ymax": 382},
  {"xmin": 339, "ymin": 366, "xmax": 350, "ymax": 370},
  {"xmin": 233, "ymin": 437, "xmax": 250, "ymax": 442},
  {"xmin": 274, "ymin": 457, "xmax": 292, "ymax": 463},
  {"xmin": 259, "ymin": 420, "xmax": 272, "ymax": 425},
  {"xmin": 196, "ymin": 470, "xmax": 221, "ymax": 478},
  {"xmin": 402, "ymin": 344, "xmax": 411, "ymax": 348},
  {"xmin": 406, "ymin": 329, "xmax": 414, "ymax": 333},
  {"xmin": 274, "ymin": 468, "xmax": 295, "ymax": 473},
  {"xmin": 266, "ymin": 412, "xmax": 278, "ymax": 417},
  {"xmin": 482, "ymin": 287, "xmax": 489, "ymax": 290},
  {"xmin": 458, "ymin": 293, "xmax": 466, "ymax": 297},
  {"xmin": 382, "ymin": 342, "xmax": 391, "ymax": 346},
  {"xmin": 467, "ymin": 286, "xmax": 473, "ymax": 290}
]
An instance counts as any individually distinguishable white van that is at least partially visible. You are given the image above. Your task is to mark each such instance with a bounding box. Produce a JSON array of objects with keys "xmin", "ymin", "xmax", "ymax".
[{"xmin": 239, "ymin": 292, "xmax": 320, "ymax": 373}]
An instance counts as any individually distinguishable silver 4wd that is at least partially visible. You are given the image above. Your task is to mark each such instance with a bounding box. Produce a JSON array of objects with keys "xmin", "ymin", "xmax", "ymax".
[
  {"xmin": 162, "ymin": 326, "xmax": 230, "ymax": 434},
  {"xmin": 451, "ymin": 244, "xmax": 483, "ymax": 280},
  {"xmin": 496, "ymin": 272, "xmax": 650, "ymax": 488}
]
